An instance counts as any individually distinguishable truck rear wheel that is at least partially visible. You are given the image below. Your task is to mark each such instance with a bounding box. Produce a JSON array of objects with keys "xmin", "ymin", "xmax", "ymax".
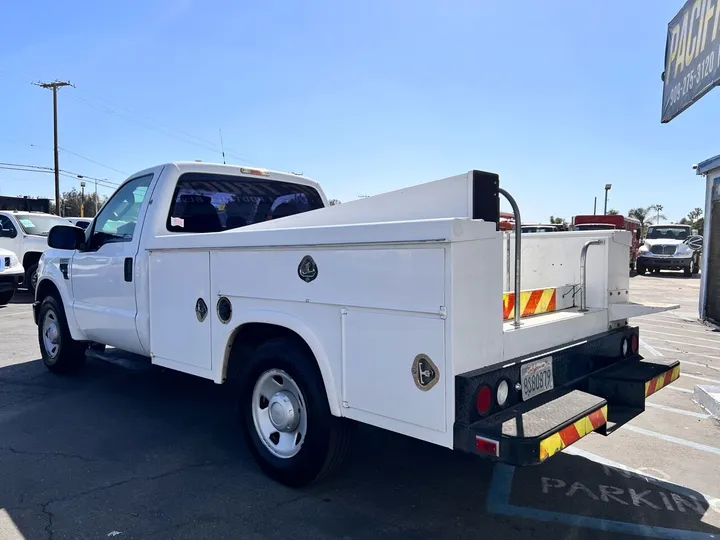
[
  {"xmin": 637, "ymin": 263, "xmax": 646, "ymax": 275},
  {"xmin": 239, "ymin": 337, "xmax": 353, "ymax": 487},
  {"xmin": 38, "ymin": 295, "xmax": 87, "ymax": 374}
]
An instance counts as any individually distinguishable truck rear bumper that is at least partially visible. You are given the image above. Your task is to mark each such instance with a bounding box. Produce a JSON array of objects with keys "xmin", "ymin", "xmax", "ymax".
[{"xmin": 453, "ymin": 328, "xmax": 680, "ymax": 466}]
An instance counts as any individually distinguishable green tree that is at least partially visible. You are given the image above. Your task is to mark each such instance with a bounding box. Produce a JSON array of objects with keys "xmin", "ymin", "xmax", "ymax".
[
  {"xmin": 49, "ymin": 189, "xmax": 106, "ymax": 217},
  {"xmin": 607, "ymin": 209, "xmax": 619, "ymax": 215},
  {"xmin": 549, "ymin": 216, "xmax": 564, "ymax": 224},
  {"xmin": 328, "ymin": 199, "xmax": 341, "ymax": 206},
  {"xmin": 648, "ymin": 204, "xmax": 667, "ymax": 225}
]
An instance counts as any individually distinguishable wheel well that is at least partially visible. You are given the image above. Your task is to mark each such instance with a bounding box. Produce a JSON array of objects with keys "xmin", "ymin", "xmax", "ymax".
[
  {"xmin": 36, "ymin": 279, "xmax": 61, "ymax": 304},
  {"xmin": 224, "ymin": 323, "xmax": 314, "ymax": 383},
  {"xmin": 22, "ymin": 251, "xmax": 42, "ymax": 269}
]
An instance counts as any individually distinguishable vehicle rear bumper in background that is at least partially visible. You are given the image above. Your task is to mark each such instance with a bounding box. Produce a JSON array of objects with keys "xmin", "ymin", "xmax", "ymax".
[
  {"xmin": 638, "ymin": 255, "xmax": 692, "ymax": 270},
  {"xmin": 453, "ymin": 327, "xmax": 680, "ymax": 466}
]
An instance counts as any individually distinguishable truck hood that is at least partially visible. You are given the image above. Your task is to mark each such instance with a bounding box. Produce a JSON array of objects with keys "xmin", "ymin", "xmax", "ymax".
[{"xmin": 22, "ymin": 234, "xmax": 50, "ymax": 252}]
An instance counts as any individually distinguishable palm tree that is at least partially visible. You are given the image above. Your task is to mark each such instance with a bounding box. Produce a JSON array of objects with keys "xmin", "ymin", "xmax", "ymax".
[
  {"xmin": 628, "ymin": 207, "xmax": 649, "ymax": 229},
  {"xmin": 648, "ymin": 204, "xmax": 667, "ymax": 224}
]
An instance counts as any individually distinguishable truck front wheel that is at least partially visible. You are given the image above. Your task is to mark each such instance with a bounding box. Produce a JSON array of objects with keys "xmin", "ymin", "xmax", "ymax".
[
  {"xmin": 37, "ymin": 296, "xmax": 87, "ymax": 374},
  {"xmin": 240, "ymin": 337, "xmax": 353, "ymax": 487}
]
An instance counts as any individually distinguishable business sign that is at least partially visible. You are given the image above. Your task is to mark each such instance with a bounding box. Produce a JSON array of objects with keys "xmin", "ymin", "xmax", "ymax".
[{"xmin": 662, "ymin": 0, "xmax": 720, "ymax": 122}]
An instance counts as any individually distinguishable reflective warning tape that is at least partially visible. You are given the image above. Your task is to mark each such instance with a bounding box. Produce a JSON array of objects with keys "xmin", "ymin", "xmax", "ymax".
[
  {"xmin": 539, "ymin": 405, "xmax": 607, "ymax": 462},
  {"xmin": 645, "ymin": 365, "xmax": 681, "ymax": 398},
  {"xmin": 503, "ymin": 287, "xmax": 557, "ymax": 320}
]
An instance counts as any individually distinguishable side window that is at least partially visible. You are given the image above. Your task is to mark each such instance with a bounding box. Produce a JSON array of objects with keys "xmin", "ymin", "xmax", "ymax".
[
  {"xmin": 166, "ymin": 172, "xmax": 324, "ymax": 233},
  {"xmin": 0, "ymin": 216, "xmax": 17, "ymax": 238},
  {"xmin": 90, "ymin": 174, "xmax": 153, "ymax": 249}
]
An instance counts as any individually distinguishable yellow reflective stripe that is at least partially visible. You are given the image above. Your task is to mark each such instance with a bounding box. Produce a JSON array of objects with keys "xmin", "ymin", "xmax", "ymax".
[
  {"xmin": 539, "ymin": 433, "xmax": 564, "ymax": 462},
  {"xmin": 537, "ymin": 287, "xmax": 555, "ymax": 313}
]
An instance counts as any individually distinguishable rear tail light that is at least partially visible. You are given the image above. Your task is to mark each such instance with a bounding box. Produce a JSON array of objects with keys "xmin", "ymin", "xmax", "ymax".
[
  {"xmin": 476, "ymin": 385, "xmax": 493, "ymax": 415},
  {"xmin": 631, "ymin": 333, "xmax": 639, "ymax": 354},
  {"xmin": 621, "ymin": 338, "xmax": 629, "ymax": 357},
  {"xmin": 475, "ymin": 435, "xmax": 500, "ymax": 457}
]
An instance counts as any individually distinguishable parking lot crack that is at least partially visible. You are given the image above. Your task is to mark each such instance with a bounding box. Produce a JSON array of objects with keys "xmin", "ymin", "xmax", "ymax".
[
  {"xmin": 0, "ymin": 446, "xmax": 107, "ymax": 464},
  {"xmin": 41, "ymin": 501, "xmax": 54, "ymax": 540}
]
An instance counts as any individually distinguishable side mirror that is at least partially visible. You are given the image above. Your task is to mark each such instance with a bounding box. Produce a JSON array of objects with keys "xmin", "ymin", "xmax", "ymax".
[{"xmin": 48, "ymin": 225, "xmax": 85, "ymax": 250}]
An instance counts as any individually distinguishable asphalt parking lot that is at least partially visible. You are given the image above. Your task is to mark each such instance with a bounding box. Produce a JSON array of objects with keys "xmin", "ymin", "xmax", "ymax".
[{"xmin": 1, "ymin": 273, "xmax": 719, "ymax": 540}]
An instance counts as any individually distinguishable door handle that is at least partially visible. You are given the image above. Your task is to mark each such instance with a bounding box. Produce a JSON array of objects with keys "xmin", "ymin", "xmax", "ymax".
[{"xmin": 124, "ymin": 258, "xmax": 133, "ymax": 282}]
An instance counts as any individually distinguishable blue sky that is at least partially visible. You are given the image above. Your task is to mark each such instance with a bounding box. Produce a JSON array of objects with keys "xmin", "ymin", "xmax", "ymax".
[{"xmin": 0, "ymin": 0, "xmax": 716, "ymax": 222}]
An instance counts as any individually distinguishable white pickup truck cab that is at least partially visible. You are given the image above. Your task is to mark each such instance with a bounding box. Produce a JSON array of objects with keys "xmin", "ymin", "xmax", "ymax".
[
  {"xmin": 35, "ymin": 161, "xmax": 681, "ymax": 487},
  {"xmin": 0, "ymin": 248, "xmax": 24, "ymax": 305},
  {"xmin": 0, "ymin": 210, "xmax": 73, "ymax": 293}
]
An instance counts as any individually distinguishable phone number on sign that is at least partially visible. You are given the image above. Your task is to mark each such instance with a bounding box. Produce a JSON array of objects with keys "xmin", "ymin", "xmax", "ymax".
[{"xmin": 667, "ymin": 50, "xmax": 718, "ymax": 108}]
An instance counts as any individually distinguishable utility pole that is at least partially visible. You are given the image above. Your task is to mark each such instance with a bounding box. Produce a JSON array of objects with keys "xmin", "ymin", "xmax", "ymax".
[
  {"xmin": 593, "ymin": 197, "xmax": 597, "ymax": 215},
  {"xmin": 80, "ymin": 181, "xmax": 86, "ymax": 217},
  {"xmin": 33, "ymin": 80, "xmax": 72, "ymax": 215},
  {"xmin": 603, "ymin": 184, "xmax": 612, "ymax": 215}
]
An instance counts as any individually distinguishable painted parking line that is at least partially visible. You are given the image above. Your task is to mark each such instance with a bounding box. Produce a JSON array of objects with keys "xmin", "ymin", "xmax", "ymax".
[
  {"xmin": 645, "ymin": 402, "xmax": 711, "ymax": 419},
  {"xmin": 641, "ymin": 339, "xmax": 664, "ymax": 357},
  {"xmin": 486, "ymin": 464, "xmax": 720, "ymax": 540},
  {"xmin": 639, "ymin": 321, "xmax": 719, "ymax": 335},
  {"xmin": 643, "ymin": 338, "xmax": 720, "ymax": 352},
  {"xmin": 622, "ymin": 425, "xmax": 720, "ymax": 456},
  {"xmin": 642, "ymin": 329, "xmax": 720, "ymax": 345},
  {"xmin": 653, "ymin": 346, "xmax": 720, "ymax": 363},
  {"xmin": 667, "ymin": 386, "xmax": 695, "ymax": 394},
  {"xmin": 682, "ymin": 373, "xmax": 720, "ymax": 384}
]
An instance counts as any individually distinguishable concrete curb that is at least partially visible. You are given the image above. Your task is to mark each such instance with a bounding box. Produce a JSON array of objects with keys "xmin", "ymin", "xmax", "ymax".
[{"xmin": 693, "ymin": 385, "xmax": 720, "ymax": 419}]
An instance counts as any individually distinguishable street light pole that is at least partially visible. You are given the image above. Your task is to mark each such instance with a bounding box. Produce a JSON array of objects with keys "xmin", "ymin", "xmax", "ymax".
[
  {"xmin": 80, "ymin": 181, "xmax": 86, "ymax": 217},
  {"xmin": 604, "ymin": 184, "xmax": 612, "ymax": 215}
]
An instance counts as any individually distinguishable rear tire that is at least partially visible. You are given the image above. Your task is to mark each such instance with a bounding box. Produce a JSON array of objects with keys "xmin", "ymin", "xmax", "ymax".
[
  {"xmin": 637, "ymin": 264, "xmax": 646, "ymax": 275},
  {"xmin": 239, "ymin": 337, "xmax": 353, "ymax": 487},
  {"xmin": 684, "ymin": 266, "xmax": 692, "ymax": 277},
  {"xmin": 37, "ymin": 295, "xmax": 87, "ymax": 374},
  {"xmin": 26, "ymin": 264, "xmax": 38, "ymax": 294}
]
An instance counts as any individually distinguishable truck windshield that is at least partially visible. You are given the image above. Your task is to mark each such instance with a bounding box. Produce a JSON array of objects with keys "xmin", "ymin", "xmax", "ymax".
[
  {"xmin": 167, "ymin": 172, "xmax": 325, "ymax": 233},
  {"xmin": 14, "ymin": 214, "xmax": 72, "ymax": 236},
  {"xmin": 574, "ymin": 224, "xmax": 616, "ymax": 231},
  {"xmin": 646, "ymin": 226, "xmax": 689, "ymax": 240}
]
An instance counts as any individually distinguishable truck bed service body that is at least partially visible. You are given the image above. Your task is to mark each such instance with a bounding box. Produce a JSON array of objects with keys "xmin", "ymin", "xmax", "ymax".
[{"xmin": 34, "ymin": 162, "xmax": 681, "ymax": 487}]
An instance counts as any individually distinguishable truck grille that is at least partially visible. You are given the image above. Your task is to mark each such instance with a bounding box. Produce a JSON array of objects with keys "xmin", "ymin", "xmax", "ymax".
[
  {"xmin": 650, "ymin": 245, "xmax": 676, "ymax": 255},
  {"xmin": 3, "ymin": 257, "xmax": 9, "ymax": 268}
]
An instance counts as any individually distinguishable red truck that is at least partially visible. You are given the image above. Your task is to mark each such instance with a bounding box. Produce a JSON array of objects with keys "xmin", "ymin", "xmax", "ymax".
[{"xmin": 571, "ymin": 214, "xmax": 642, "ymax": 270}]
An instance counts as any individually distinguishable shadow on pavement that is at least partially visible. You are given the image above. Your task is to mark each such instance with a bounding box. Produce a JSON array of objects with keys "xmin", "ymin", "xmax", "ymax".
[
  {"xmin": 0, "ymin": 357, "xmax": 719, "ymax": 539},
  {"xmin": 9, "ymin": 290, "xmax": 34, "ymax": 304}
]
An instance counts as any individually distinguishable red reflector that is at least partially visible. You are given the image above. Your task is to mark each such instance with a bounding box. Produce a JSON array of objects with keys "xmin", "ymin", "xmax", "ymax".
[
  {"xmin": 631, "ymin": 334, "xmax": 639, "ymax": 354},
  {"xmin": 476, "ymin": 385, "xmax": 493, "ymax": 415},
  {"xmin": 475, "ymin": 435, "xmax": 499, "ymax": 456}
]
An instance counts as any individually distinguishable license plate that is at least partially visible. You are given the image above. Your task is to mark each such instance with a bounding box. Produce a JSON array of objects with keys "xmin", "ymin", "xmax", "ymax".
[{"xmin": 520, "ymin": 356, "xmax": 554, "ymax": 401}]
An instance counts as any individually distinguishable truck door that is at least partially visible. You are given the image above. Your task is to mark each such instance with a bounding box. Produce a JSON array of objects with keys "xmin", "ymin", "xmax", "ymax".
[{"xmin": 71, "ymin": 173, "xmax": 155, "ymax": 354}]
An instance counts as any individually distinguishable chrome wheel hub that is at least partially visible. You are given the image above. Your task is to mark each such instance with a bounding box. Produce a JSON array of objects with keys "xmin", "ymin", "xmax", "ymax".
[{"xmin": 251, "ymin": 369, "xmax": 307, "ymax": 459}]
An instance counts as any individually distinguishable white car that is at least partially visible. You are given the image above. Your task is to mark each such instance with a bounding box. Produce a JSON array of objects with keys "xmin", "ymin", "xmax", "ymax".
[
  {"xmin": 0, "ymin": 248, "xmax": 25, "ymax": 305},
  {"xmin": 0, "ymin": 211, "xmax": 75, "ymax": 293}
]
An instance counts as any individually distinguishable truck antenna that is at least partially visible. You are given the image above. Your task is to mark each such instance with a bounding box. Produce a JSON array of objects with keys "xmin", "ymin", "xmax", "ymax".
[{"xmin": 219, "ymin": 129, "xmax": 226, "ymax": 164}]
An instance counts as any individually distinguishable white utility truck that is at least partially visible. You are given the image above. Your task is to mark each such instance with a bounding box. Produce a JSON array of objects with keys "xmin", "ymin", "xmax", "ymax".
[
  {"xmin": 34, "ymin": 162, "xmax": 680, "ymax": 487},
  {"xmin": 0, "ymin": 248, "xmax": 24, "ymax": 305},
  {"xmin": 0, "ymin": 210, "xmax": 74, "ymax": 293}
]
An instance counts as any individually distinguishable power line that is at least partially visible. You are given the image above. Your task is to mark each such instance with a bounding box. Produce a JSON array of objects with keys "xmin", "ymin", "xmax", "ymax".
[
  {"xmin": 58, "ymin": 147, "xmax": 129, "ymax": 176},
  {"xmin": 0, "ymin": 163, "xmax": 119, "ymax": 189},
  {"xmin": 68, "ymin": 89, "xmax": 261, "ymax": 165}
]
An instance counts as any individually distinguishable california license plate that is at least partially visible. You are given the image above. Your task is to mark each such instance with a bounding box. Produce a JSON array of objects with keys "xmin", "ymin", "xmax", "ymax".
[{"xmin": 520, "ymin": 356, "xmax": 554, "ymax": 401}]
